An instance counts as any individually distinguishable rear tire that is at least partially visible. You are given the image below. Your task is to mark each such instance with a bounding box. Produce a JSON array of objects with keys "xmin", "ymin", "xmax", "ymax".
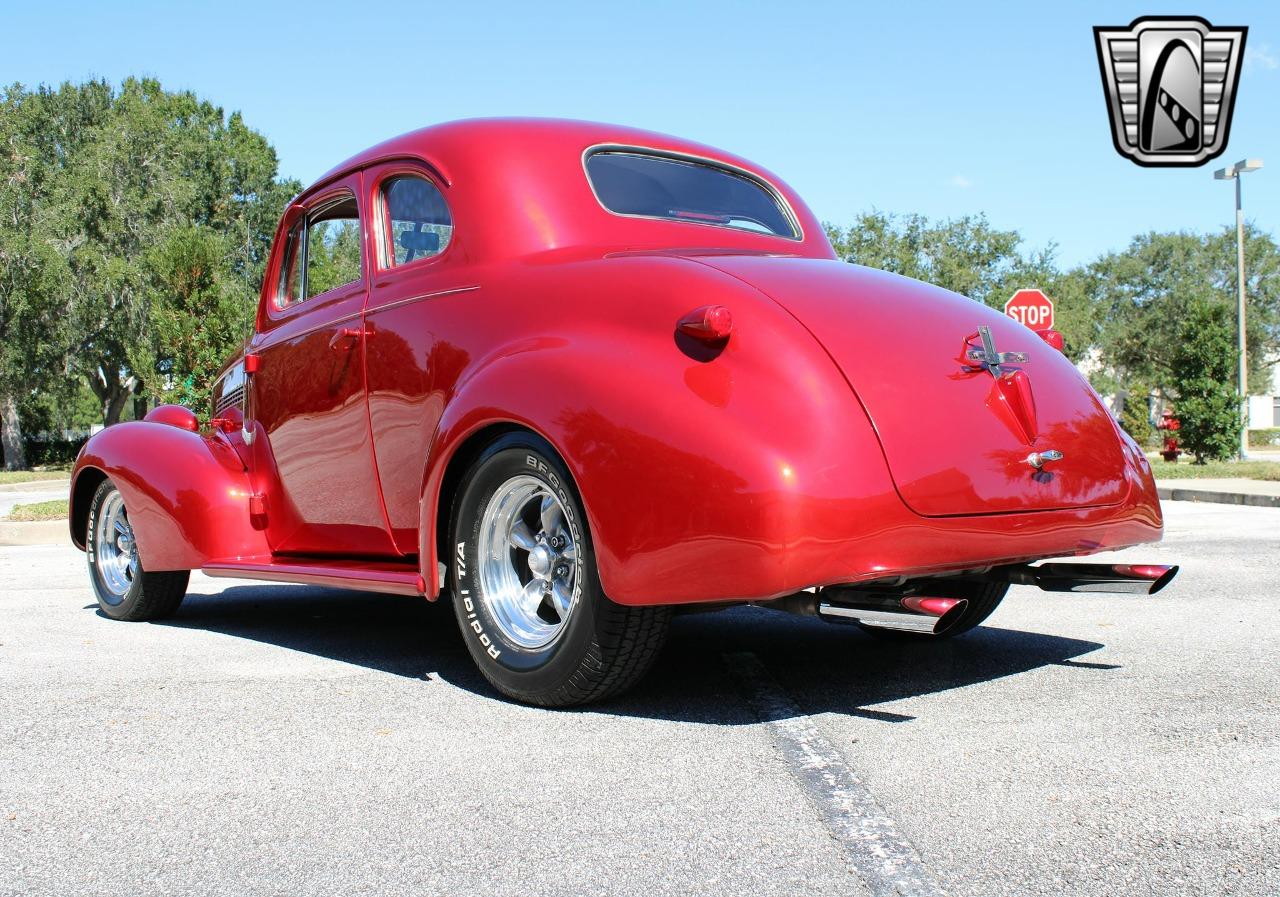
[
  {"xmin": 450, "ymin": 433, "xmax": 670, "ymax": 707},
  {"xmin": 87, "ymin": 479, "xmax": 189, "ymax": 622},
  {"xmin": 857, "ymin": 581, "xmax": 1007, "ymax": 640}
]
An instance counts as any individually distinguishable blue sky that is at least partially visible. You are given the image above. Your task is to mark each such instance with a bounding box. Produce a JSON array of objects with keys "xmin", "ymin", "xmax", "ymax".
[{"xmin": 5, "ymin": 0, "xmax": 1278, "ymax": 267}]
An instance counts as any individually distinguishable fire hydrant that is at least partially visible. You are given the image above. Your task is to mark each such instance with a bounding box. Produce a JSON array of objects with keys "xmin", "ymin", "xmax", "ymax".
[{"xmin": 1157, "ymin": 408, "xmax": 1181, "ymax": 462}]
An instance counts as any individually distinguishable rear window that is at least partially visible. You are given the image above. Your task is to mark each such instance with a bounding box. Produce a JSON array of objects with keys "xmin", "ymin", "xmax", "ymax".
[{"xmin": 585, "ymin": 150, "xmax": 798, "ymax": 239}]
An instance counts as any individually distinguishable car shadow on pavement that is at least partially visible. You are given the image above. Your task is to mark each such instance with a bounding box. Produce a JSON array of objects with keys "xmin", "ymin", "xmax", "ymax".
[
  {"xmin": 158, "ymin": 584, "xmax": 1109, "ymax": 724},
  {"xmin": 609, "ymin": 606, "xmax": 1111, "ymax": 725},
  {"xmin": 158, "ymin": 583, "xmax": 478, "ymax": 682}
]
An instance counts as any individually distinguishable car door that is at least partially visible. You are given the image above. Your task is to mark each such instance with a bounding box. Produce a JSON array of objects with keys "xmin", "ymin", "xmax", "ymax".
[
  {"xmin": 246, "ymin": 173, "xmax": 396, "ymax": 556},
  {"xmin": 362, "ymin": 162, "xmax": 476, "ymax": 555}
]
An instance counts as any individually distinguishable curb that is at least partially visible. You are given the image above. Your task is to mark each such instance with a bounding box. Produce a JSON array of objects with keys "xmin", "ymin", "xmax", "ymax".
[
  {"xmin": 0, "ymin": 520, "xmax": 68, "ymax": 546},
  {"xmin": 1157, "ymin": 486, "xmax": 1280, "ymax": 509},
  {"xmin": 0, "ymin": 478, "xmax": 70, "ymax": 494}
]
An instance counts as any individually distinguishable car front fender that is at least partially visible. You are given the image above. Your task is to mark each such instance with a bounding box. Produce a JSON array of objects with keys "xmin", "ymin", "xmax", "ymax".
[{"xmin": 70, "ymin": 422, "xmax": 269, "ymax": 571}]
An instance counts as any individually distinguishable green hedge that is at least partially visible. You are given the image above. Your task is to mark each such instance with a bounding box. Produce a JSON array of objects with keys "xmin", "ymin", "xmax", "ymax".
[
  {"xmin": 1248, "ymin": 428, "xmax": 1280, "ymax": 447},
  {"xmin": 19, "ymin": 437, "xmax": 90, "ymax": 466}
]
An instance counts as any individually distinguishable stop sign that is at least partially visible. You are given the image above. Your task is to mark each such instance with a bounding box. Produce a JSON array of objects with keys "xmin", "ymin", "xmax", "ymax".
[{"xmin": 1004, "ymin": 288, "xmax": 1055, "ymax": 330}]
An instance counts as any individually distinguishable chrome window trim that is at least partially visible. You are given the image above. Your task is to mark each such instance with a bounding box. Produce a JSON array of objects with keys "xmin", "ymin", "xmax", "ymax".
[
  {"xmin": 580, "ymin": 143, "xmax": 804, "ymax": 242},
  {"xmin": 276, "ymin": 191, "xmax": 363, "ymax": 309}
]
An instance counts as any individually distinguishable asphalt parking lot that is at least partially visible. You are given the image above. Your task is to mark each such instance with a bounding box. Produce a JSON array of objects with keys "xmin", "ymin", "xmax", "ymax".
[{"xmin": 2, "ymin": 501, "xmax": 1277, "ymax": 897}]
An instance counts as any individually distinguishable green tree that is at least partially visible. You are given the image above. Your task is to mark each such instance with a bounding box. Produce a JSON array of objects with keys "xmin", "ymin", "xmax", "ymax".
[
  {"xmin": 825, "ymin": 212, "xmax": 1097, "ymax": 362},
  {"xmin": 1089, "ymin": 229, "xmax": 1280, "ymax": 396},
  {"xmin": 145, "ymin": 226, "xmax": 254, "ymax": 411},
  {"xmin": 0, "ymin": 78, "xmax": 296, "ymax": 440},
  {"xmin": 1118, "ymin": 382, "xmax": 1155, "ymax": 448},
  {"xmin": 0, "ymin": 83, "xmax": 76, "ymax": 469},
  {"xmin": 826, "ymin": 212, "xmax": 1023, "ymax": 307},
  {"xmin": 1170, "ymin": 298, "xmax": 1241, "ymax": 462}
]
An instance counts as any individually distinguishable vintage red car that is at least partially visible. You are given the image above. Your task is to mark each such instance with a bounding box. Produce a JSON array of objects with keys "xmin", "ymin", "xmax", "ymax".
[{"xmin": 69, "ymin": 118, "xmax": 1175, "ymax": 706}]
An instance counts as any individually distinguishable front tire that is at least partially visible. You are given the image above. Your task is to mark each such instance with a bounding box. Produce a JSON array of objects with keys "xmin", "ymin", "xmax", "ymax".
[
  {"xmin": 87, "ymin": 479, "xmax": 189, "ymax": 621},
  {"xmin": 450, "ymin": 434, "xmax": 670, "ymax": 707}
]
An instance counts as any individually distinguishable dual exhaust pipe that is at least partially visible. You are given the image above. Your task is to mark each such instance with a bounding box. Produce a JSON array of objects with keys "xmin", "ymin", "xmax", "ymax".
[
  {"xmin": 759, "ymin": 589, "xmax": 970, "ymax": 635},
  {"xmin": 818, "ymin": 593, "xmax": 969, "ymax": 635},
  {"xmin": 760, "ymin": 563, "xmax": 1178, "ymax": 635},
  {"xmin": 992, "ymin": 562, "xmax": 1179, "ymax": 595}
]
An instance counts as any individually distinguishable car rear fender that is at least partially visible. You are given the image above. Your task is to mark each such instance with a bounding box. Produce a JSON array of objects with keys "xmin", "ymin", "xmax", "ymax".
[
  {"xmin": 420, "ymin": 292, "xmax": 898, "ymax": 606},
  {"xmin": 70, "ymin": 422, "xmax": 269, "ymax": 570}
]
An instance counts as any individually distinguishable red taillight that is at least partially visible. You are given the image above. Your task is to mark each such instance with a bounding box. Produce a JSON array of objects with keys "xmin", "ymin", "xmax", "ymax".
[
  {"xmin": 678, "ymin": 305, "xmax": 733, "ymax": 341},
  {"xmin": 1036, "ymin": 329, "xmax": 1065, "ymax": 352}
]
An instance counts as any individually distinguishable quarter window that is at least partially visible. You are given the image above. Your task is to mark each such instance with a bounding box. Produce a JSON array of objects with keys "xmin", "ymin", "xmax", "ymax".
[
  {"xmin": 276, "ymin": 193, "xmax": 363, "ymax": 307},
  {"xmin": 381, "ymin": 175, "xmax": 452, "ymax": 267}
]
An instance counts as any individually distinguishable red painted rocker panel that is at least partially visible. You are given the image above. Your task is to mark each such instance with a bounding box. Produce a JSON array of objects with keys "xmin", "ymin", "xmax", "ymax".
[{"xmin": 202, "ymin": 556, "xmax": 423, "ymax": 597}]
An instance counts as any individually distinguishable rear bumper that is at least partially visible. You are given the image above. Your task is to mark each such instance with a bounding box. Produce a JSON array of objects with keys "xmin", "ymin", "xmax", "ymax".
[{"xmin": 607, "ymin": 459, "xmax": 1163, "ymax": 607}]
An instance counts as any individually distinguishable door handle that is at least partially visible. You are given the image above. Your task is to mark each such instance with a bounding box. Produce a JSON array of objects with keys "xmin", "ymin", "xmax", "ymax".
[{"xmin": 329, "ymin": 327, "xmax": 363, "ymax": 351}]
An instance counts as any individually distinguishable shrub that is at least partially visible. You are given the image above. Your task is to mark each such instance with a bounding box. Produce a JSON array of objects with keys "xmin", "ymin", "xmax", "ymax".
[
  {"xmin": 20, "ymin": 437, "xmax": 89, "ymax": 466},
  {"xmin": 1169, "ymin": 299, "xmax": 1241, "ymax": 463},
  {"xmin": 1119, "ymin": 386, "xmax": 1156, "ymax": 447}
]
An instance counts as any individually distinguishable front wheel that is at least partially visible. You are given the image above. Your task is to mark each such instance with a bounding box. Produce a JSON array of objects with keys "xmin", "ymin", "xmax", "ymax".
[
  {"xmin": 450, "ymin": 434, "xmax": 670, "ymax": 707},
  {"xmin": 87, "ymin": 479, "xmax": 189, "ymax": 621}
]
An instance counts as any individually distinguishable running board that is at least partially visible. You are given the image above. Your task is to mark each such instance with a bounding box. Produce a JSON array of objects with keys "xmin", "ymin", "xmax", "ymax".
[{"xmin": 202, "ymin": 556, "xmax": 426, "ymax": 597}]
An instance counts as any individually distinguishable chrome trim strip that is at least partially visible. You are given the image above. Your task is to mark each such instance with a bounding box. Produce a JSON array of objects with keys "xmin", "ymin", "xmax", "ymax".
[
  {"xmin": 253, "ymin": 286, "xmax": 479, "ymax": 352},
  {"xmin": 366, "ymin": 285, "xmax": 479, "ymax": 315},
  {"xmin": 580, "ymin": 143, "xmax": 804, "ymax": 242},
  {"xmin": 255, "ymin": 307, "xmax": 366, "ymax": 353}
]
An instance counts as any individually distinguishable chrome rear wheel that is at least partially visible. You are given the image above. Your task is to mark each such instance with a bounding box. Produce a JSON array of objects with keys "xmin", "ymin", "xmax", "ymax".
[
  {"xmin": 451, "ymin": 435, "xmax": 670, "ymax": 706},
  {"xmin": 477, "ymin": 475, "xmax": 580, "ymax": 650}
]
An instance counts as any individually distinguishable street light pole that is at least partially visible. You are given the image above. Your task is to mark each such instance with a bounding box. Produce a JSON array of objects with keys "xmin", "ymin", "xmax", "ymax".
[{"xmin": 1214, "ymin": 159, "xmax": 1263, "ymax": 461}]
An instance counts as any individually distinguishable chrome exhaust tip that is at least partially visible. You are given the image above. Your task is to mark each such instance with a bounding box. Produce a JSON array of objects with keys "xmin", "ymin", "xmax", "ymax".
[
  {"xmin": 818, "ymin": 595, "xmax": 968, "ymax": 635},
  {"xmin": 1022, "ymin": 563, "xmax": 1179, "ymax": 596}
]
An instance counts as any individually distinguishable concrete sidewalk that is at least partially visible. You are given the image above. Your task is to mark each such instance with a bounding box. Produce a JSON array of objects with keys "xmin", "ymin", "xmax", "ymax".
[
  {"xmin": 1157, "ymin": 477, "xmax": 1280, "ymax": 509},
  {"xmin": 0, "ymin": 520, "xmax": 67, "ymax": 546},
  {"xmin": 0, "ymin": 477, "xmax": 69, "ymax": 493}
]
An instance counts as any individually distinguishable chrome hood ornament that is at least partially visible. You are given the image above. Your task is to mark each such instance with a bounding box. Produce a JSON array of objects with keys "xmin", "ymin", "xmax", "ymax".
[
  {"xmin": 1026, "ymin": 450, "xmax": 1064, "ymax": 469},
  {"xmin": 965, "ymin": 325, "xmax": 1028, "ymax": 377}
]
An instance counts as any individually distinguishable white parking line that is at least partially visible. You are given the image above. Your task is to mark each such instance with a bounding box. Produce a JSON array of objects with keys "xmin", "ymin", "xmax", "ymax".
[{"xmin": 724, "ymin": 651, "xmax": 948, "ymax": 897}]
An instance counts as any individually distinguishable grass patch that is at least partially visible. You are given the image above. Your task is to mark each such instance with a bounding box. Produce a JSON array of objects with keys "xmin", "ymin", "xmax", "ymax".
[
  {"xmin": 5, "ymin": 499, "xmax": 68, "ymax": 521},
  {"xmin": 0, "ymin": 467, "xmax": 71, "ymax": 485},
  {"xmin": 1148, "ymin": 459, "xmax": 1280, "ymax": 481}
]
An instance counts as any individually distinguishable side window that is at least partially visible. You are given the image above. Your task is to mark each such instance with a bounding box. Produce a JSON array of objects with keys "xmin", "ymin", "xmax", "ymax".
[
  {"xmin": 275, "ymin": 193, "xmax": 362, "ymax": 308},
  {"xmin": 381, "ymin": 175, "xmax": 452, "ymax": 267}
]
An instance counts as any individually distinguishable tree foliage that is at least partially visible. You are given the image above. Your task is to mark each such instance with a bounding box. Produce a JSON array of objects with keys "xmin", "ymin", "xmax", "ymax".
[
  {"xmin": 1169, "ymin": 297, "xmax": 1242, "ymax": 462},
  {"xmin": 0, "ymin": 77, "xmax": 298, "ymax": 465},
  {"xmin": 1118, "ymin": 382, "xmax": 1155, "ymax": 448},
  {"xmin": 825, "ymin": 212, "xmax": 1099, "ymax": 363},
  {"xmin": 1088, "ymin": 228, "xmax": 1280, "ymax": 400}
]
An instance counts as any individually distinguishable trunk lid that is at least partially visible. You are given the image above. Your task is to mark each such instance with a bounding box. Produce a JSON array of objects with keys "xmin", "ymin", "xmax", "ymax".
[{"xmin": 697, "ymin": 255, "xmax": 1130, "ymax": 516}]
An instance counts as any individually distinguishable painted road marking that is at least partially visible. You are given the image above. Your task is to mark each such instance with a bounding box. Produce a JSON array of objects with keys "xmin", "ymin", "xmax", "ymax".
[{"xmin": 724, "ymin": 651, "xmax": 948, "ymax": 897}]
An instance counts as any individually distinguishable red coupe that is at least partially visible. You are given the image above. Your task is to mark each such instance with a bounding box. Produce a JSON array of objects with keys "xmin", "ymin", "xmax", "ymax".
[{"xmin": 69, "ymin": 119, "xmax": 1175, "ymax": 706}]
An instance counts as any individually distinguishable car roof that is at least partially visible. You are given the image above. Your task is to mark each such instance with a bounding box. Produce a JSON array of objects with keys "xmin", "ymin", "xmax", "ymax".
[
  {"xmin": 315, "ymin": 117, "xmax": 775, "ymax": 187},
  {"xmin": 300, "ymin": 117, "xmax": 832, "ymax": 261}
]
